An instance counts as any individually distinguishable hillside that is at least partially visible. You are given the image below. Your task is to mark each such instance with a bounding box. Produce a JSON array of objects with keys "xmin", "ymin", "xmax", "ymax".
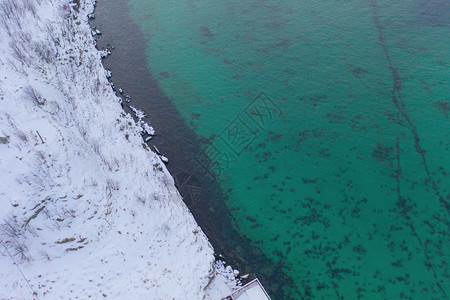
[{"xmin": 0, "ymin": 0, "xmax": 236, "ymax": 298}]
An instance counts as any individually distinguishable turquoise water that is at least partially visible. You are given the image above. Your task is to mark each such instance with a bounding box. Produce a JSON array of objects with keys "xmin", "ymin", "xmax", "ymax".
[{"xmin": 125, "ymin": 0, "xmax": 449, "ymax": 298}]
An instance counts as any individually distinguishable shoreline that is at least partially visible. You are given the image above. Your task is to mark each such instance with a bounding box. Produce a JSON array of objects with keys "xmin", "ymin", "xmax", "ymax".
[
  {"xmin": 0, "ymin": 0, "xmax": 236, "ymax": 298},
  {"xmin": 90, "ymin": 0, "xmax": 299, "ymax": 297}
]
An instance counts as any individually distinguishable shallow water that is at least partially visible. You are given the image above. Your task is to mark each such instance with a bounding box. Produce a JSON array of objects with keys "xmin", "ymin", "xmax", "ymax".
[
  {"xmin": 91, "ymin": 0, "xmax": 295, "ymax": 295},
  {"xmin": 97, "ymin": 0, "xmax": 449, "ymax": 298}
]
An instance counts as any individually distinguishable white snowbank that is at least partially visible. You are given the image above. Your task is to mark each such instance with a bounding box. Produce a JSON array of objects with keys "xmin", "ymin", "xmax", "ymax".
[{"xmin": 0, "ymin": 0, "xmax": 237, "ymax": 298}]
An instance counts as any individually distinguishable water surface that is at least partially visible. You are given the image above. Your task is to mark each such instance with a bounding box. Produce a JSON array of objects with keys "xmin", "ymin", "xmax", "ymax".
[{"xmin": 98, "ymin": 0, "xmax": 449, "ymax": 298}]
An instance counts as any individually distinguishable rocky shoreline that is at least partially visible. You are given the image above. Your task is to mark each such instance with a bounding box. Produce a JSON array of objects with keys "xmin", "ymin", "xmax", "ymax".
[{"xmin": 0, "ymin": 0, "xmax": 237, "ymax": 298}]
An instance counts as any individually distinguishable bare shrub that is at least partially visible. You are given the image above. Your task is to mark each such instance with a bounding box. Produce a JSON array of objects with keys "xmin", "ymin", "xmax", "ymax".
[
  {"xmin": 135, "ymin": 194, "xmax": 146, "ymax": 204},
  {"xmin": 9, "ymin": 12, "xmax": 23, "ymax": 30},
  {"xmin": 9, "ymin": 121, "xmax": 28, "ymax": 142},
  {"xmin": 106, "ymin": 179, "xmax": 120, "ymax": 191},
  {"xmin": 113, "ymin": 158, "xmax": 120, "ymax": 171},
  {"xmin": 35, "ymin": 150, "xmax": 46, "ymax": 161},
  {"xmin": 6, "ymin": 58, "xmax": 22, "ymax": 74},
  {"xmin": 17, "ymin": 31, "xmax": 31, "ymax": 44},
  {"xmin": 61, "ymin": 2, "xmax": 73, "ymax": 18},
  {"xmin": 90, "ymin": 177, "xmax": 98, "ymax": 187},
  {"xmin": 32, "ymin": 172, "xmax": 47, "ymax": 190},
  {"xmin": 99, "ymin": 153, "xmax": 113, "ymax": 171},
  {"xmin": 23, "ymin": 0, "xmax": 36, "ymax": 17},
  {"xmin": 61, "ymin": 207, "xmax": 76, "ymax": 219},
  {"xmin": 67, "ymin": 96, "xmax": 77, "ymax": 110},
  {"xmin": 94, "ymin": 76, "xmax": 101, "ymax": 94},
  {"xmin": 25, "ymin": 224, "xmax": 38, "ymax": 238},
  {"xmin": 105, "ymin": 178, "xmax": 120, "ymax": 200},
  {"xmin": 45, "ymin": 22, "xmax": 55, "ymax": 37},
  {"xmin": 48, "ymin": 101, "xmax": 62, "ymax": 120},
  {"xmin": 34, "ymin": 42, "xmax": 54, "ymax": 63},
  {"xmin": 76, "ymin": 122, "xmax": 87, "ymax": 138},
  {"xmin": 0, "ymin": 16, "xmax": 12, "ymax": 37},
  {"xmin": 24, "ymin": 86, "xmax": 46, "ymax": 105},
  {"xmin": 39, "ymin": 249, "xmax": 51, "ymax": 261},
  {"xmin": 0, "ymin": 215, "xmax": 30, "ymax": 261},
  {"xmin": 29, "ymin": 163, "xmax": 54, "ymax": 193},
  {"xmin": 161, "ymin": 223, "xmax": 170, "ymax": 234},
  {"xmin": 14, "ymin": 129, "xmax": 27, "ymax": 141},
  {"xmin": 161, "ymin": 175, "xmax": 170, "ymax": 187},
  {"xmin": 60, "ymin": 16, "xmax": 73, "ymax": 41},
  {"xmin": 0, "ymin": 0, "xmax": 19, "ymax": 18},
  {"xmin": 90, "ymin": 139, "xmax": 101, "ymax": 155},
  {"xmin": 10, "ymin": 40, "xmax": 29, "ymax": 66},
  {"xmin": 9, "ymin": 239, "xmax": 30, "ymax": 261},
  {"xmin": 152, "ymin": 193, "xmax": 161, "ymax": 202},
  {"xmin": 1, "ymin": 215, "xmax": 20, "ymax": 239}
]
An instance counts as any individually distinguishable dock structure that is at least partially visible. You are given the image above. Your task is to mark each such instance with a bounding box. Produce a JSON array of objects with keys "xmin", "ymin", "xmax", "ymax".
[{"xmin": 230, "ymin": 278, "xmax": 271, "ymax": 300}]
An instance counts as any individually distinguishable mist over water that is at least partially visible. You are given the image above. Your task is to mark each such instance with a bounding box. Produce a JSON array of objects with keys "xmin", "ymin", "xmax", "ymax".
[{"xmin": 104, "ymin": 0, "xmax": 449, "ymax": 298}]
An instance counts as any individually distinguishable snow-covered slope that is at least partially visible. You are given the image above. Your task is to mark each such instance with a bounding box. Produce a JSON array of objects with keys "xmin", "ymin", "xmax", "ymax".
[{"xmin": 0, "ymin": 0, "xmax": 236, "ymax": 298}]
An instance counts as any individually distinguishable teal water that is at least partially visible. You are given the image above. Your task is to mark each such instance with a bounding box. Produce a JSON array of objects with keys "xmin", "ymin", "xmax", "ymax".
[{"xmin": 126, "ymin": 0, "xmax": 449, "ymax": 298}]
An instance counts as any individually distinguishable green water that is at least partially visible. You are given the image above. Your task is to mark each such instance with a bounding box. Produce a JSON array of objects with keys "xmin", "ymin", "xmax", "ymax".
[{"xmin": 126, "ymin": 0, "xmax": 449, "ymax": 298}]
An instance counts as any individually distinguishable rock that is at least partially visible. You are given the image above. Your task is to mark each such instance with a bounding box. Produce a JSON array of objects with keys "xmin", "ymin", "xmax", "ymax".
[
  {"xmin": 153, "ymin": 145, "xmax": 161, "ymax": 155},
  {"xmin": 100, "ymin": 50, "xmax": 109, "ymax": 58},
  {"xmin": 0, "ymin": 136, "xmax": 9, "ymax": 144},
  {"xmin": 160, "ymin": 155, "xmax": 169, "ymax": 163}
]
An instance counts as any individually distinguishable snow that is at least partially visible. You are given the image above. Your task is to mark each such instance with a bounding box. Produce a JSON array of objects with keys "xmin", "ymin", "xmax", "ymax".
[
  {"xmin": 231, "ymin": 279, "xmax": 270, "ymax": 300},
  {"xmin": 0, "ymin": 0, "xmax": 238, "ymax": 298}
]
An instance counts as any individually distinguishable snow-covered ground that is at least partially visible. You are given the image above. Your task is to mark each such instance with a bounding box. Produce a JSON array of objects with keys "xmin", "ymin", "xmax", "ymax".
[{"xmin": 0, "ymin": 0, "xmax": 237, "ymax": 298}]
